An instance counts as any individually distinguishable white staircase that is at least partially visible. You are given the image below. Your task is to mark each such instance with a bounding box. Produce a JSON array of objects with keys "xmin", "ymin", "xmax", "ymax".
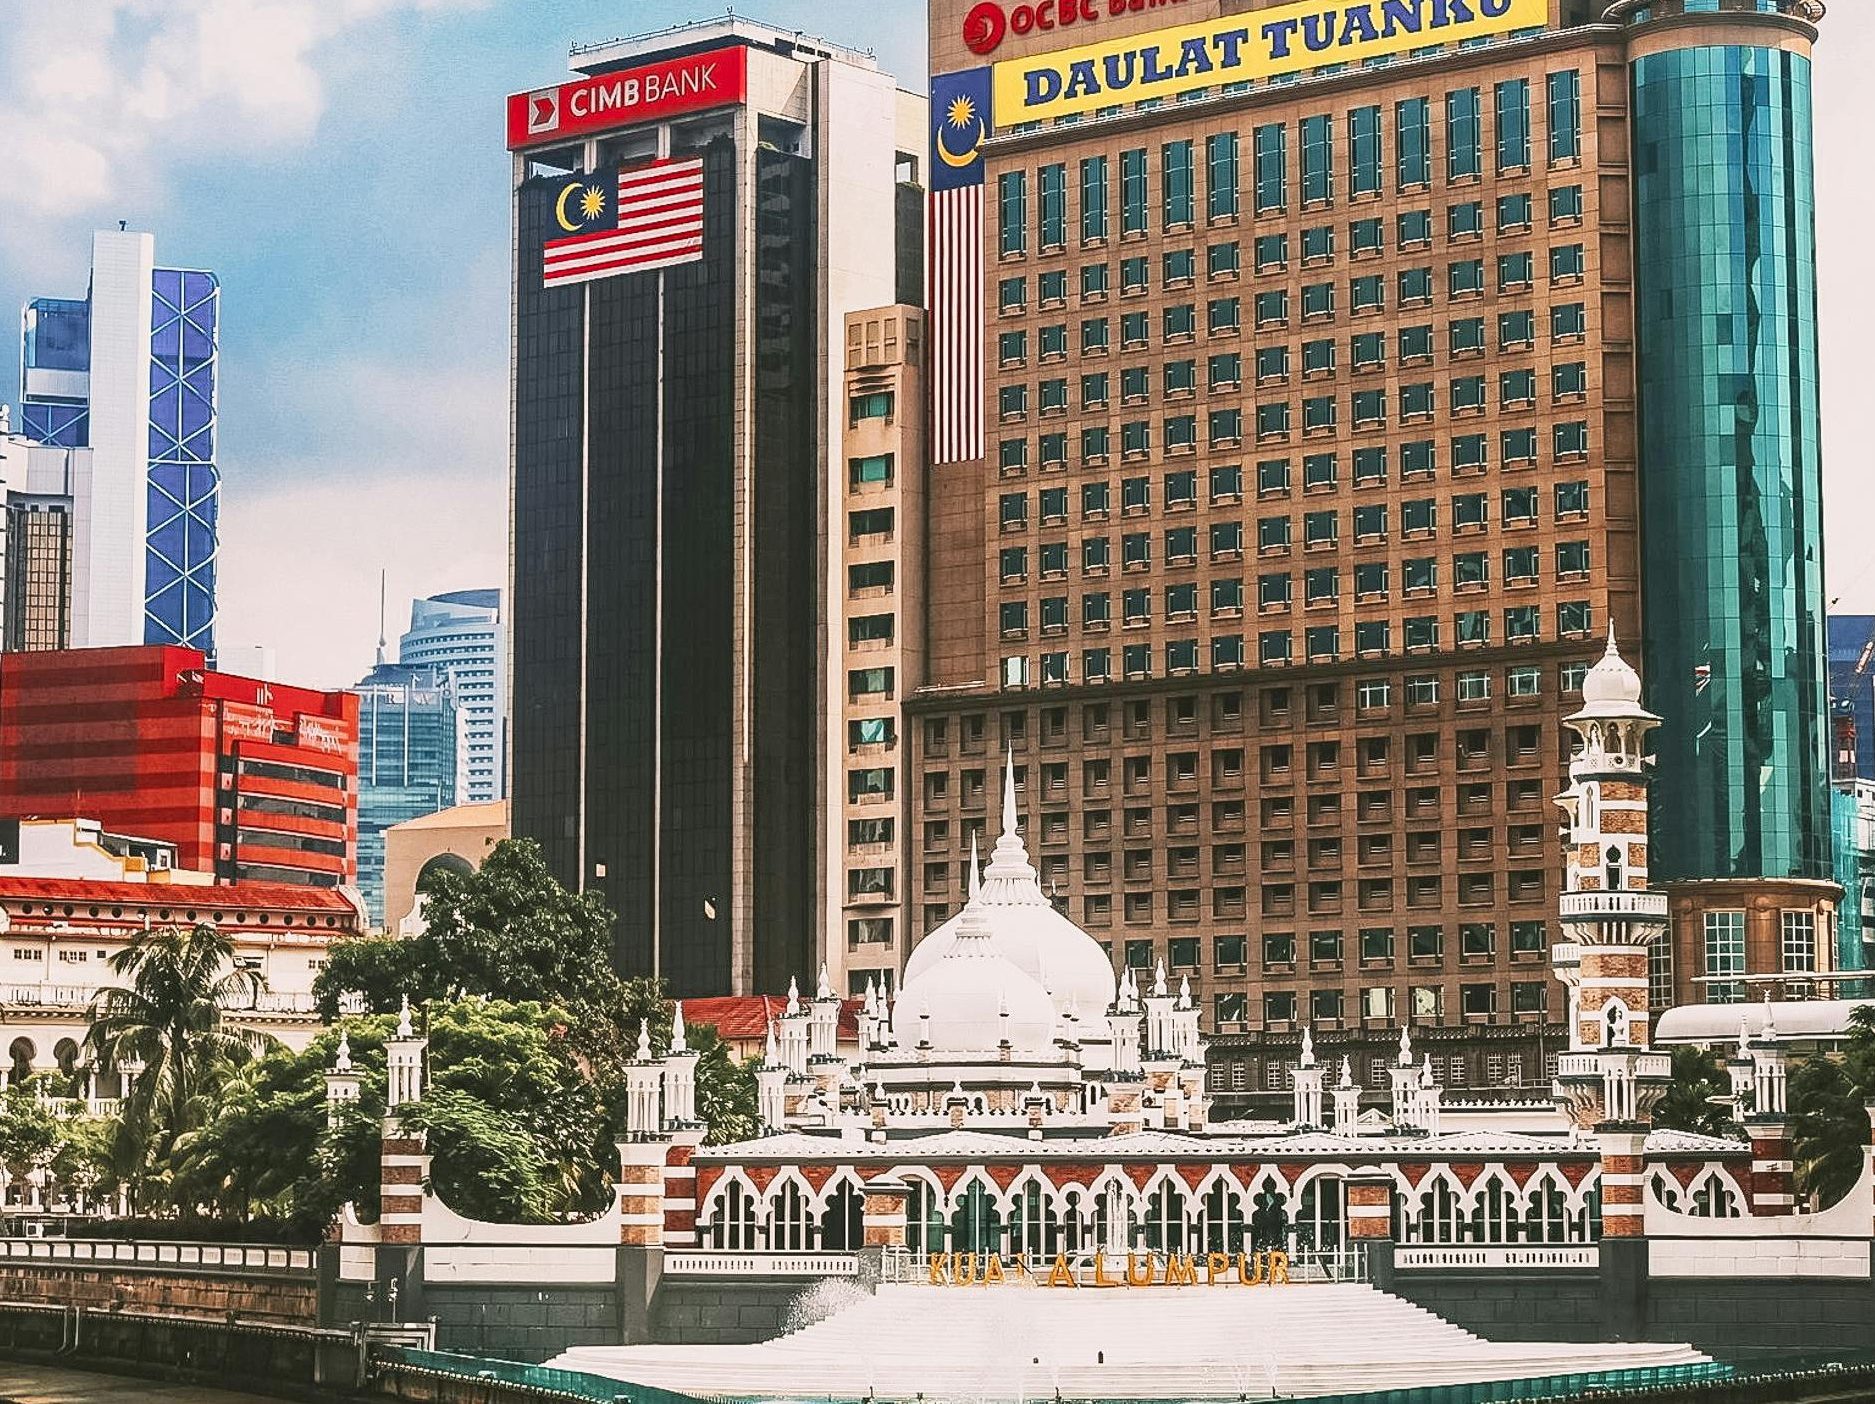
[{"xmin": 554, "ymin": 1282, "xmax": 1709, "ymax": 1400}]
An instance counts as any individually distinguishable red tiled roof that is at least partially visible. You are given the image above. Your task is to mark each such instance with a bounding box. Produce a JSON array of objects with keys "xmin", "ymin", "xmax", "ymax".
[
  {"xmin": 680, "ymin": 995, "xmax": 862, "ymax": 1041},
  {"xmin": 0, "ymin": 876, "xmax": 362, "ymax": 914}
]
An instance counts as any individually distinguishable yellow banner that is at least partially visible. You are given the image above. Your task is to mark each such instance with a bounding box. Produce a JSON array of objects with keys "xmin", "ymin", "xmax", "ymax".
[{"xmin": 992, "ymin": 0, "xmax": 1548, "ymax": 124}]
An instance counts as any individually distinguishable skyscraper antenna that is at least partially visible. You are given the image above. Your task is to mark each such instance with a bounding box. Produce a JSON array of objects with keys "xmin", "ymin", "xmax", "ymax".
[{"xmin": 375, "ymin": 568, "xmax": 388, "ymax": 668}]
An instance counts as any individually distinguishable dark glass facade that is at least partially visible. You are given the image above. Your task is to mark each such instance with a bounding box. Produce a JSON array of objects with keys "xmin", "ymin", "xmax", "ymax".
[
  {"xmin": 512, "ymin": 134, "xmax": 819, "ymax": 994},
  {"xmin": 1633, "ymin": 43, "xmax": 1829, "ymax": 882}
]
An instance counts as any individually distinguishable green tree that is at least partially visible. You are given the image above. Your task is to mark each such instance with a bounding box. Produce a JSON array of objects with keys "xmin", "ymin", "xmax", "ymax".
[
  {"xmin": 86, "ymin": 923, "xmax": 273, "ymax": 1203},
  {"xmin": 1791, "ymin": 1006, "xmax": 1875, "ymax": 1208},
  {"xmin": 1652, "ymin": 1044, "xmax": 1735, "ymax": 1138}
]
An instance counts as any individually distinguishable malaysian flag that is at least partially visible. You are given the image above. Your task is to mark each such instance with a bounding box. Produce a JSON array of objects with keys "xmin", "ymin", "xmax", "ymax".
[
  {"xmin": 929, "ymin": 67, "xmax": 990, "ymax": 466},
  {"xmin": 542, "ymin": 157, "xmax": 704, "ymax": 289}
]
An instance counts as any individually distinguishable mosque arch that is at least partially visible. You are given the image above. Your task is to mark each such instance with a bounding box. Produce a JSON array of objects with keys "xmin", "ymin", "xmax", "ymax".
[
  {"xmin": 1141, "ymin": 1177, "xmax": 1192, "ymax": 1254},
  {"xmin": 948, "ymin": 1176, "xmax": 1005, "ymax": 1255},
  {"xmin": 702, "ymin": 1175, "xmax": 761, "ymax": 1250},
  {"xmin": 1294, "ymin": 1173, "xmax": 1346, "ymax": 1256},
  {"xmin": 416, "ymin": 852, "xmax": 475, "ymax": 891},
  {"xmin": 1193, "ymin": 1172, "xmax": 1249, "ymax": 1254},
  {"xmin": 51, "ymin": 1038, "xmax": 79, "ymax": 1080},
  {"xmin": 1520, "ymin": 1170, "xmax": 1573, "ymax": 1243},
  {"xmin": 1687, "ymin": 1167, "xmax": 1743, "ymax": 1219},
  {"xmin": 765, "ymin": 1175, "xmax": 816, "ymax": 1251},
  {"xmin": 818, "ymin": 1177, "xmax": 864, "ymax": 1249},
  {"xmin": 7, "ymin": 1039, "xmax": 33, "ymax": 1086},
  {"xmin": 1007, "ymin": 1172, "xmax": 1060, "ymax": 1259}
]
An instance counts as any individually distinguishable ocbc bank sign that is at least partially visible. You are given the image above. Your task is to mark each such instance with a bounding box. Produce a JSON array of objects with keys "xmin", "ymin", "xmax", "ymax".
[{"xmin": 963, "ymin": 0, "xmax": 1193, "ymax": 57}]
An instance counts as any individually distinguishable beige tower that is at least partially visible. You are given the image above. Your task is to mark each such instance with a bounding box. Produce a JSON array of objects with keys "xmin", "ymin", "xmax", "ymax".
[{"xmin": 1551, "ymin": 629, "xmax": 1671, "ymax": 1240}]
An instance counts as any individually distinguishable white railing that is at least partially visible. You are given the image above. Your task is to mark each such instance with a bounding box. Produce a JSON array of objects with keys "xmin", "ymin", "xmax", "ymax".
[
  {"xmin": 663, "ymin": 1250, "xmax": 860, "ymax": 1278},
  {"xmin": 1395, "ymin": 1245, "xmax": 1599, "ymax": 1270},
  {"xmin": 0, "ymin": 1237, "xmax": 315, "ymax": 1275},
  {"xmin": 0, "ymin": 986, "xmax": 319, "ymax": 1015},
  {"xmin": 1559, "ymin": 891, "xmax": 1668, "ymax": 920}
]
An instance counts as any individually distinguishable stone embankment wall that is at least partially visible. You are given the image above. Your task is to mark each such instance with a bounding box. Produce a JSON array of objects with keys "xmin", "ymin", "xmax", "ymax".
[{"xmin": 0, "ymin": 1261, "xmax": 316, "ymax": 1324}]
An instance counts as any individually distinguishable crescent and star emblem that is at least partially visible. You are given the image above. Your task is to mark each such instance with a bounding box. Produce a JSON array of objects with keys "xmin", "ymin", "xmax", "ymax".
[
  {"xmin": 936, "ymin": 94, "xmax": 984, "ymax": 170},
  {"xmin": 554, "ymin": 180, "xmax": 607, "ymax": 232}
]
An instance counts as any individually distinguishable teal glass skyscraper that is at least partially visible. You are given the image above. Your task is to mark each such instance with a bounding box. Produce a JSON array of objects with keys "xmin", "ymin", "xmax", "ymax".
[{"xmin": 1629, "ymin": 2, "xmax": 1830, "ymax": 883}]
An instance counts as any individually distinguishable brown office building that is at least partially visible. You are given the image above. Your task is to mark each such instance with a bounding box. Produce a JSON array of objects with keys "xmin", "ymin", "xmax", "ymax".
[{"xmin": 910, "ymin": 0, "xmax": 1832, "ymax": 1114}]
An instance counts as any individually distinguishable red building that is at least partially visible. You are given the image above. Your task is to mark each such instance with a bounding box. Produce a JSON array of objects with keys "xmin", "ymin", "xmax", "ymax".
[{"xmin": 0, "ymin": 646, "xmax": 359, "ymax": 887}]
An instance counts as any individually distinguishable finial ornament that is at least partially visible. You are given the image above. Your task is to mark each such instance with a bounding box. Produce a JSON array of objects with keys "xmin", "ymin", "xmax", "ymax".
[
  {"xmin": 1300, "ymin": 1024, "xmax": 1316, "ymax": 1067},
  {"xmin": 967, "ymin": 832, "xmax": 982, "ymax": 898},
  {"xmin": 396, "ymin": 993, "xmax": 413, "ymax": 1039},
  {"xmin": 1338, "ymin": 1056, "xmax": 1354, "ymax": 1089},
  {"xmin": 817, "ymin": 962, "xmax": 832, "ymax": 1000},
  {"xmin": 333, "ymin": 1030, "xmax": 353, "ymax": 1074},
  {"xmin": 1001, "ymin": 747, "xmax": 1018, "ymax": 839},
  {"xmin": 1398, "ymin": 1024, "xmax": 1413, "ymax": 1065},
  {"xmin": 671, "ymin": 1000, "xmax": 687, "ymax": 1054},
  {"xmin": 786, "ymin": 976, "xmax": 801, "ymax": 1015},
  {"xmin": 1152, "ymin": 958, "xmax": 1168, "ymax": 998},
  {"xmin": 1761, "ymin": 994, "xmax": 1777, "ymax": 1041},
  {"xmin": 1420, "ymin": 1053, "xmax": 1434, "ymax": 1087},
  {"xmin": 1177, "ymin": 975, "xmax": 1192, "ymax": 1010},
  {"xmin": 636, "ymin": 1018, "xmax": 652, "ymax": 1060},
  {"xmin": 764, "ymin": 1019, "xmax": 778, "ymax": 1063}
]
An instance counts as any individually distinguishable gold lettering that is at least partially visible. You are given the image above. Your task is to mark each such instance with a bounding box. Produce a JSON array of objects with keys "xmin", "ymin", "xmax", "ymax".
[
  {"xmin": 1163, "ymin": 1254, "xmax": 1196, "ymax": 1286},
  {"xmin": 984, "ymin": 1253, "xmax": 1005, "ymax": 1284},
  {"xmin": 1205, "ymin": 1251, "xmax": 1230, "ymax": 1284},
  {"xmin": 1269, "ymin": 1250, "xmax": 1290, "ymax": 1284},
  {"xmin": 956, "ymin": 1252, "xmax": 979, "ymax": 1285},
  {"xmin": 1047, "ymin": 1253, "xmax": 1076, "ymax": 1287},
  {"xmin": 928, "ymin": 1254, "xmax": 949, "ymax": 1285},
  {"xmin": 1239, "ymin": 1252, "xmax": 1266, "ymax": 1285},
  {"xmin": 1126, "ymin": 1253, "xmax": 1155, "ymax": 1286},
  {"xmin": 1093, "ymin": 1251, "xmax": 1117, "ymax": 1287}
]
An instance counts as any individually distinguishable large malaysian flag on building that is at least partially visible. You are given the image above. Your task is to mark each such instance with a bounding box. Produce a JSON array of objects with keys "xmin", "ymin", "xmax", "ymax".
[
  {"xmin": 542, "ymin": 157, "xmax": 705, "ymax": 288},
  {"xmin": 928, "ymin": 67, "xmax": 990, "ymax": 466}
]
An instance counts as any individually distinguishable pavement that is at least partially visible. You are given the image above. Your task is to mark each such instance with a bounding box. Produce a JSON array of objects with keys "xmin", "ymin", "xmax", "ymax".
[{"xmin": 0, "ymin": 1361, "xmax": 298, "ymax": 1402}]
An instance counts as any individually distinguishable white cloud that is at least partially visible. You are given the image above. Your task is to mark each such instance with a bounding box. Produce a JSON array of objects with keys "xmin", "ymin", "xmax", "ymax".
[{"xmin": 0, "ymin": 0, "xmax": 484, "ymax": 258}]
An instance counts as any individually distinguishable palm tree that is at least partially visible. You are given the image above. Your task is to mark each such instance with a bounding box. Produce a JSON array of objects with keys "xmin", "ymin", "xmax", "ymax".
[{"xmin": 86, "ymin": 923, "xmax": 274, "ymax": 1204}]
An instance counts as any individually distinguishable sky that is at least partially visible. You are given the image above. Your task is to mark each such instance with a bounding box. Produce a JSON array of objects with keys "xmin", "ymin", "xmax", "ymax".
[{"xmin": 0, "ymin": 1, "xmax": 1866, "ymax": 690}]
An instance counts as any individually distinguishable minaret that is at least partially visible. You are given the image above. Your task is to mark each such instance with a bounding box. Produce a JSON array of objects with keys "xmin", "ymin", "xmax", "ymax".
[
  {"xmin": 1291, "ymin": 1025, "xmax": 1324, "ymax": 1128},
  {"xmin": 1332, "ymin": 1057, "xmax": 1363, "ymax": 1134},
  {"xmin": 1551, "ymin": 629, "xmax": 1672, "ymax": 1244}
]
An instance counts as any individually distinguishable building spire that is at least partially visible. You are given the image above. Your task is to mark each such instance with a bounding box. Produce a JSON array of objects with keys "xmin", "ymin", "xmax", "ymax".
[
  {"xmin": 670, "ymin": 999, "xmax": 687, "ymax": 1054},
  {"xmin": 375, "ymin": 567, "xmax": 389, "ymax": 668},
  {"xmin": 1300, "ymin": 1023, "xmax": 1316, "ymax": 1068},
  {"xmin": 1001, "ymin": 745, "xmax": 1018, "ymax": 839},
  {"xmin": 967, "ymin": 831, "xmax": 982, "ymax": 898}
]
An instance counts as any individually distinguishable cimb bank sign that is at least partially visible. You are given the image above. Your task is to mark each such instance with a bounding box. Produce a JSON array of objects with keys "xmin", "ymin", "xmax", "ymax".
[{"xmin": 991, "ymin": 0, "xmax": 1546, "ymax": 123}]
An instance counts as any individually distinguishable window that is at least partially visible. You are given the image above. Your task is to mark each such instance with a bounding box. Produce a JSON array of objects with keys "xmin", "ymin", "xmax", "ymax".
[
  {"xmin": 1398, "ymin": 266, "xmax": 1433, "ymax": 305},
  {"xmin": 1207, "ymin": 131, "xmax": 1239, "ymax": 218},
  {"xmin": 1449, "ymin": 259, "xmax": 1484, "ymax": 297},
  {"xmin": 1259, "ymin": 630, "xmax": 1292, "ymax": 665},
  {"xmin": 1163, "ymin": 139, "xmax": 1195, "ymax": 226},
  {"xmin": 1353, "ymin": 446, "xmax": 1385, "ymax": 486},
  {"xmin": 1349, "ymin": 104, "xmax": 1381, "ymax": 196},
  {"xmin": 1254, "ymin": 123, "xmax": 1286, "ymax": 213},
  {"xmin": 1395, "ymin": 97, "xmax": 1430, "ymax": 187},
  {"xmin": 1556, "ymin": 540, "xmax": 1590, "ymax": 579},
  {"xmin": 1080, "ymin": 156, "xmax": 1102, "ymax": 241},
  {"xmin": 1351, "ymin": 275, "xmax": 1384, "ymax": 313},
  {"xmin": 1504, "ymin": 546, "xmax": 1538, "ymax": 583},
  {"xmin": 1209, "ymin": 297, "xmax": 1241, "ymax": 334},
  {"xmin": 1303, "ymin": 510, "xmax": 1338, "ymax": 547},
  {"xmin": 1495, "ymin": 79, "xmax": 1530, "ymax": 172},
  {"xmin": 1302, "ymin": 224, "xmax": 1334, "ymax": 261},
  {"xmin": 1255, "ymin": 290, "xmax": 1289, "ymax": 328},
  {"xmin": 1507, "ymin": 665, "xmax": 1540, "ymax": 697},
  {"xmin": 1303, "ymin": 453, "xmax": 1338, "ymax": 491},
  {"xmin": 1302, "ymin": 282, "xmax": 1334, "ymax": 319},
  {"xmin": 1081, "ymin": 318, "xmax": 1109, "ymax": 355},
  {"xmin": 1550, "ymin": 243, "xmax": 1586, "ymax": 281},
  {"xmin": 1557, "ymin": 600, "xmax": 1592, "ymax": 636},
  {"xmin": 1554, "ymin": 421, "xmax": 1589, "ymax": 458},
  {"xmin": 1500, "ymin": 309, "xmax": 1535, "ymax": 348},
  {"xmin": 1259, "ymin": 516, "xmax": 1291, "ymax": 553},
  {"xmin": 1039, "ymin": 162, "xmax": 1067, "ymax": 248},
  {"xmin": 1704, "ymin": 910, "xmax": 1746, "ymax": 1003},
  {"xmin": 1082, "ymin": 263, "xmax": 1110, "ymax": 300},
  {"xmin": 1352, "ymin": 388, "xmax": 1384, "ymax": 426},
  {"xmin": 1556, "ymin": 480, "xmax": 1589, "ymax": 519},
  {"xmin": 851, "ymin": 506, "xmax": 895, "ymax": 538},
  {"xmin": 1453, "ymin": 492, "xmax": 1488, "ymax": 529},
  {"xmin": 1457, "ymin": 610, "xmax": 1489, "ymax": 645},
  {"xmin": 1351, "ymin": 216, "xmax": 1384, "ymax": 254},
  {"xmin": 1446, "ymin": 87, "xmax": 1481, "ymax": 179},
  {"xmin": 1458, "ymin": 670, "xmax": 1489, "ymax": 702},
  {"xmin": 1351, "ymin": 332, "xmax": 1383, "ymax": 370},
  {"xmin": 1354, "ymin": 561, "xmax": 1388, "ymax": 598},
  {"xmin": 1783, "ymin": 910, "xmax": 1818, "ymax": 974},
  {"xmin": 1121, "ymin": 147, "xmax": 1148, "ymax": 234},
  {"xmin": 1255, "ymin": 233, "xmax": 1288, "ymax": 271},
  {"xmin": 1303, "ymin": 395, "xmax": 1335, "ymax": 432},
  {"xmin": 1303, "ymin": 338, "xmax": 1335, "ymax": 375},
  {"xmin": 1550, "ymin": 184, "xmax": 1584, "ymax": 224},
  {"xmin": 1506, "ymin": 604, "xmax": 1539, "ymax": 641},
  {"xmin": 1497, "ymin": 251, "xmax": 1533, "ymax": 291},
  {"xmin": 1500, "ymin": 367, "xmax": 1537, "ymax": 406},
  {"xmin": 1454, "ymin": 434, "xmax": 1488, "ymax": 472},
  {"xmin": 998, "ymin": 171, "xmax": 1027, "ymax": 256},
  {"xmin": 1164, "ymin": 304, "xmax": 1196, "ymax": 339},
  {"xmin": 849, "ymin": 453, "xmax": 893, "ymax": 487},
  {"xmin": 1497, "ymin": 193, "xmax": 1532, "ymax": 232},
  {"xmin": 998, "ymin": 277, "xmax": 1026, "ymax": 314},
  {"xmin": 1397, "ymin": 208, "xmax": 1431, "ymax": 247},
  {"xmin": 1208, "ymin": 241, "xmax": 1240, "ymax": 278},
  {"xmin": 1547, "ymin": 70, "xmax": 1582, "ymax": 164},
  {"xmin": 1552, "ymin": 302, "xmax": 1587, "ymax": 340},
  {"xmin": 1451, "ymin": 374, "xmax": 1485, "ymax": 412},
  {"xmin": 1210, "ymin": 353, "xmax": 1243, "ymax": 391}
]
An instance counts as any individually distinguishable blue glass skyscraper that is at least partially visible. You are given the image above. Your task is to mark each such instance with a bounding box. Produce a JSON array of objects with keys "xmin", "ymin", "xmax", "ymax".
[
  {"xmin": 1628, "ymin": 4, "xmax": 1830, "ymax": 885},
  {"xmin": 17, "ymin": 230, "xmax": 219, "ymax": 654}
]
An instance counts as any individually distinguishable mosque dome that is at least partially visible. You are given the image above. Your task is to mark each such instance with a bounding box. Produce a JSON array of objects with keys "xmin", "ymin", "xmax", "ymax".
[
  {"xmin": 893, "ymin": 900, "xmax": 1059, "ymax": 1054},
  {"xmin": 1572, "ymin": 626, "xmax": 1657, "ymax": 719},
  {"xmin": 903, "ymin": 763, "xmax": 1117, "ymax": 1020}
]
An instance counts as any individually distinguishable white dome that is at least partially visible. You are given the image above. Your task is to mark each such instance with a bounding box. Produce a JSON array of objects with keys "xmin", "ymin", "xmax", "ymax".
[
  {"xmin": 1572, "ymin": 627, "xmax": 1657, "ymax": 719},
  {"xmin": 903, "ymin": 766, "xmax": 1117, "ymax": 1020},
  {"xmin": 893, "ymin": 902, "xmax": 1058, "ymax": 1054}
]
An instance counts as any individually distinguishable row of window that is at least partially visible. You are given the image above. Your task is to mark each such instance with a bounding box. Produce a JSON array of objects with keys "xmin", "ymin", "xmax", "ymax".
[
  {"xmin": 998, "ymin": 415, "xmax": 1591, "ymax": 472},
  {"xmin": 997, "ymin": 547, "xmax": 1594, "ymax": 630},
  {"xmin": 997, "ymin": 74, "xmax": 1584, "ymax": 254},
  {"xmin": 995, "ymin": 483, "xmax": 1593, "ymax": 543},
  {"xmin": 996, "ymin": 189, "xmax": 1587, "ymax": 316},
  {"xmin": 998, "ymin": 279, "xmax": 1591, "ymax": 372},
  {"xmin": 998, "ymin": 606, "xmax": 1593, "ymax": 685},
  {"xmin": 1213, "ymin": 980, "xmax": 1550, "ymax": 1028}
]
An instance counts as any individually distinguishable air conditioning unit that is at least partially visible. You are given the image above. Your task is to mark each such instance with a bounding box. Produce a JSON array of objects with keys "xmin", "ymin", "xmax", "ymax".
[{"xmin": 151, "ymin": 852, "xmax": 172, "ymax": 871}]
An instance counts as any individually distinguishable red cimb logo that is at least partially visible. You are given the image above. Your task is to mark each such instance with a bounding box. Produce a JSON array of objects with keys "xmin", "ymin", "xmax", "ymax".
[{"xmin": 963, "ymin": 1, "xmax": 1007, "ymax": 55}]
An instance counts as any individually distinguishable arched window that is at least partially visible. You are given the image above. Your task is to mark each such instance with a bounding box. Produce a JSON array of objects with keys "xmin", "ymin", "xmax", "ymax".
[
  {"xmin": 1468, "ymin": 1176, "xmax": 1515, "ymax": 1244},
  {"xmin": 1605, "ymin": 845, "xmax": 1623, "ymax": 893},
  {"xmin": 1690, "ymin": 1171, "xmax": 1742, "ymax": 1219},
  {"xmin": 1009, "ymin": 1180, "xmax": 1057, "ymax": 1259},
  {"xmin": 1581, "ymin": 784, "xmax": 1597, "ymax": 831},
  {"xmin": 1410, "ymin": 1177, "xmax": 1462, "ymax": 1244},
  {"xmin": 52, "ymin": 1039, "xmax": 78, "ymax": 1080},
  {"xmin": 709, "ymin": 1180, "xmax": 759, "ymax": 1249},
  {"xmin": 768, "ymin": 1180, "xmax": 814, "ymax": 1250},
  {"xmin": 949, "ymin": 1181, "xmax": 1004, "ymax": 1255},
  {"xmin": 820, "ymin": 1180, "xmax": 863, "ymax": 1250},
  {"xmin": 1198, "ymin": 1180, "xmax": 1247, "ymax": 1253},
  {"xmin": 1142, "ymin": 1181, "xmax": 1189, "ymax": 1254},
  {"xmin": 1060, "ymin": 1188, "xmax": 1089, "ymax": 1253},
  {"xmin": 906, "ymin": 1179, "xmax": 947, "ymax": 1254},
  {"xmin": 1524, "ymin": 1175, "xmax": 1570, "ymax": 1242},
  {"xmin": 1297, "ymin": 1177, "xmax": 1344, "ymax": 1256},
  {"xmin": 7, "ymin": 1039, "xmax": 33, "ymax": 1086}
]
